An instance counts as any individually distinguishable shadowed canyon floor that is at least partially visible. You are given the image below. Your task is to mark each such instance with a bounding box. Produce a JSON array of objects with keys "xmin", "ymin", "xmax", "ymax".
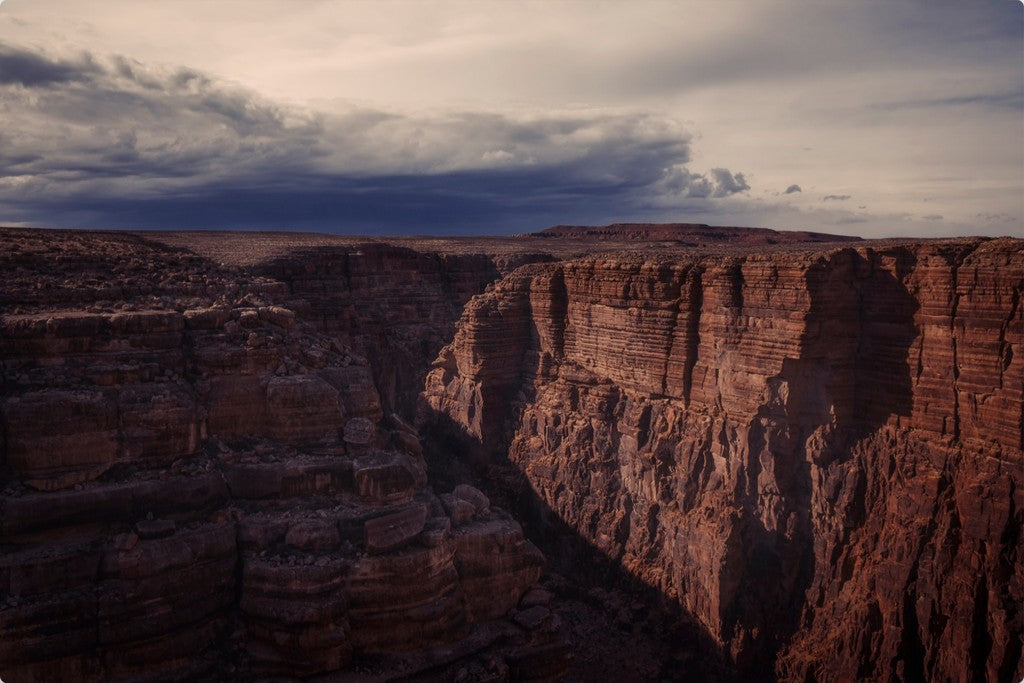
[{"xmin": 0, "ymin": 225, "xmax": 1021, "ymax": 682}]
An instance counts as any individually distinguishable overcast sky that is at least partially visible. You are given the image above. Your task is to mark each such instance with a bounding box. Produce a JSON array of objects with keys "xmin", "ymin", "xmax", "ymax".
[{"xmin": 0, "ymin": 0, "xmax": 1020, "ymax": 237}]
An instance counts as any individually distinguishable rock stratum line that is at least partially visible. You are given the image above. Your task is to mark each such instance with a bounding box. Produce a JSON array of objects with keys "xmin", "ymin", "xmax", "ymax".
[{"xmin": 0, "ymin": 226, "xmax": 1020, "ymax": 682}]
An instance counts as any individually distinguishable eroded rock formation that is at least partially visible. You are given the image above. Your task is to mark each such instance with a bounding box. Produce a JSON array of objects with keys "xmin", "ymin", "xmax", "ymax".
[
  {"xmin": 421, "ymin": 238, "xmax": 1024, "ymax": 682},
  {"xmin": 0, "ymin": 231, "xmax": 568, "ymax": 682},
  {"xmin": 1, "ymin": 226, "xmax": 1020, "ymax": 682}
]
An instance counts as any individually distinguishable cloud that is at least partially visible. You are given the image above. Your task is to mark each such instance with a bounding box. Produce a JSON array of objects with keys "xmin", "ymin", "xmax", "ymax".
[
  {"xmin": 822, "ymin": 194, "xmax": 851, "ymax": 201},
  {"xmin": 784, "ymin": 184, "xmax": 802, "ymax": 194},
  {"xmin": 1, "ymin": 1, "xmax": 1020, "ymax": 237},
  {"xmin": 870, "ymin": 91, "xmax": 1024, "ymax": 112},
  {"xmin": 708, "ymin": 168, "xmax": 750, "ymax": 197},
  {"xmin": 0, "ymin": 43, "xmax": 100, "ymax": 86},
  {"xmin": 975, "ymin": 212, "xmax": 1014, "ymax": 223},
  {"xmin": 0, "ymin": 41, "xmax": 754, "ymax": 233}
]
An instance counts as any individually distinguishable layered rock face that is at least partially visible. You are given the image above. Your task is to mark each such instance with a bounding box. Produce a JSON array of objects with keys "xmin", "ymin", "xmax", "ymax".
[
  {"xmin": 253, "ymin": 244, "xmax": 549, "ymax": 418},
  {"xmin": 0, "ymin": 232, "xmax": 567, "ymax": 682},
  {"xmin": 3, "ymin": 227, "xmax": 1020, "ymax": 682},
  {"xmin": 421, "ymin": 238, "xmax": 1024, "ymax": 681}
]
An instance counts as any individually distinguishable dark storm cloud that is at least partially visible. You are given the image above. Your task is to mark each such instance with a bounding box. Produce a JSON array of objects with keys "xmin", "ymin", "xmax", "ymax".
[
  {"xmin": 0, "ymin": 42, "xmax": 750, "ymax": 233},
  {"xmin": 0, "ymin": 44, "xmax": 99, "ymax": 86},
  {"xmin": 2, "ymin": 159, "xmax": 743, "ymax": 234},
  {"xmin": 784, "ymin": 184, "xmax": 802, "ymax": 194},
  {"xmin": 1, "ymin": 170, "xmax": 675, "ymax": 234}
]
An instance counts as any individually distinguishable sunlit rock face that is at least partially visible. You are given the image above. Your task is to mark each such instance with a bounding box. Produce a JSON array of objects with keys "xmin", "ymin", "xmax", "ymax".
[
  {"xmin": 1, "ymin": 227, "xmax": 1020, "ymax": 682},
  {"xmin": 421, "ymin": 238, "xmax": 1023, "ymax": 682}
]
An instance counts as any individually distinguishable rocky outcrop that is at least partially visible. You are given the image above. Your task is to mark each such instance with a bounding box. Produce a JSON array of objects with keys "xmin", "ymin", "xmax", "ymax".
[
  {"xmin": 421, "ymin": 238, "xmax": 1023, "ymax": 682},
  {"xmin": 3, "ymin": 227, "xmax": 1020, "ymax": 682},
  {"xmin": 253, "ymin": 244, "xmax": 550, "ymax": 418},
  {"xmin": 0, "ymin": 231, "xmax": 567, "ymax": 682}
]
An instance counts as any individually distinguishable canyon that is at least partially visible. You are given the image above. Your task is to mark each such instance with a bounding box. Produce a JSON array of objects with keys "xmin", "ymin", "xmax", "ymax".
[{"xmin": 0, "ymin": 225, "xmax": 1021, "ymax": 682}]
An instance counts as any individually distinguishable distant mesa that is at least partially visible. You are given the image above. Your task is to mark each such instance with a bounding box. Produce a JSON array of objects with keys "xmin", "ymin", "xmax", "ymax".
[{"xmin": 517, "ymin": 222, "xmax": 861, "ymax": 244}]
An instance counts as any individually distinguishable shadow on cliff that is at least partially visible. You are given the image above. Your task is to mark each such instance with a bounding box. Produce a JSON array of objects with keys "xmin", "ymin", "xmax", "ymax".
[
  {"xmin": 419, "ymin": 406, "xmax": 731, "ymax": 682},
  {"xmin": 417, "ymin": 246, "xmax": 923, "ymax": 683},
  {"xmin": 253, "ymin": 243, "xmax": 508, "ymax": 419},
  {"xmin": 721, "ymin": 247, "xmax": 921, "ymax": 678},
  {"xmin": 762, "ymin": 247, "xmax": 922, "ymax": 680},
  {"xmin": 254, "ymin": 243, "xmax": 558, "ymax": 422},
  {"xmin": 809, "ymin": 247, "xmax": 920, "ymax": 442}
]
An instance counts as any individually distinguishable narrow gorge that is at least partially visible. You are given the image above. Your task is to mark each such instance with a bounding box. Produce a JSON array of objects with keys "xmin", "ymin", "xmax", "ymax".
[
  {"xmin": 420, "ymin": 238, "xmax": 1023, "ymax": 681},
  {"xmin": 0, "ymin": 227, "xmax": 1020, "ymax": 682}
]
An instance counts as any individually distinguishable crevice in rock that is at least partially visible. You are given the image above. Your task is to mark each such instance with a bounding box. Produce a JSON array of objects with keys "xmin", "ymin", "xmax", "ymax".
[{"xmin": 968, "ymin": 574, "xmax": 993, "ymax": 682}]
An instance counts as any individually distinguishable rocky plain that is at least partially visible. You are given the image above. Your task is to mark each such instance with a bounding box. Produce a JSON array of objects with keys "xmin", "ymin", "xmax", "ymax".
[{"xmin": 0, "ymin": 223, "xmax": 1020, "ymax": 682}]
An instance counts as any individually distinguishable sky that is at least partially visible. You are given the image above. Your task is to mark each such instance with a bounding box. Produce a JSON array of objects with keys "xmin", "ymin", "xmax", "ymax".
[{"xmin": 0, "ymin": 0, "xmax": 1021, "ymax": 237}]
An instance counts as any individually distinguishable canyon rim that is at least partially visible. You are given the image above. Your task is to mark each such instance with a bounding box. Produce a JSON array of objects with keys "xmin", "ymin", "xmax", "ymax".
[{"xmin": 0, "ymin": 224, "xmax": 1020, "ymax": 682}]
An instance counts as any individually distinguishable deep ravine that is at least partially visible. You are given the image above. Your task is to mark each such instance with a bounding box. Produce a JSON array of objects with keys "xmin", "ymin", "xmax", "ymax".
[{"xmin": 1, "ymin": 229, "xmax": 1020, "ymax": 683}]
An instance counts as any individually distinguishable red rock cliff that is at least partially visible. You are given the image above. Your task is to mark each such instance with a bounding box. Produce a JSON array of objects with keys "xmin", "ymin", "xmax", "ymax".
[
  {"xmin": 0, "ymin": 231, "xmax": 567, "ymax": 682},
  {"xmin": 421, "ymin": 238, "xmax": 1024, "ymax": 682}
]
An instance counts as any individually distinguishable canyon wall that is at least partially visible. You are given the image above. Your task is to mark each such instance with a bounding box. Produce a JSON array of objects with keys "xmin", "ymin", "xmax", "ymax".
[
  {"xmin": 2, "ymin": 229, "xmax": 1021, "ymax": 682},
  {"xmin": 252, "ymin": 244, "xmax": 551, "ymax": 418},
  {"xmin": 0, "ymin": 233, "xmax": 567, "ymax": 681},
  {"xmin": 421, "ymin": 238, "xmax": 1024, "ymax": 682}
]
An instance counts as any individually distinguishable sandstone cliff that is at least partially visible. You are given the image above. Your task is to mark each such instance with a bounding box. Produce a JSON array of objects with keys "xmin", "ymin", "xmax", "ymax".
[
  {"xmin": 0, "ymin": 231, "xmax": 568, "ymax": 681},
  {"xmin": 2, "ymin": 227, "xmax": 1021, "ymax": 682},
  {"xmin": 420, "ymin": 238, "xmax": 1023, "ymax": 682}
]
